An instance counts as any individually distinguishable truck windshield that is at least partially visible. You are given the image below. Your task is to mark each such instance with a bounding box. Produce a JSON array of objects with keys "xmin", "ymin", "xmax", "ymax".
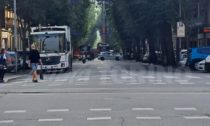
[{"xmin": 31, "ymin": 33, "xmax": 65, "ymax": 53}]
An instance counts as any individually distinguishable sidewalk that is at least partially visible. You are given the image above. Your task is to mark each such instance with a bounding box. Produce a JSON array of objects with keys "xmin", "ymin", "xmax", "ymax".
[{"xmin": 4, "ymin": 70, "xmax": 31, "ymax": 83}]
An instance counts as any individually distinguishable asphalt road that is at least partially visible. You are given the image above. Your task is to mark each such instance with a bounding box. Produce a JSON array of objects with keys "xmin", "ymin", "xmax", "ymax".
[{"xmin": 0, "ymin": 60, "xmax": 210, "ymax": 126}]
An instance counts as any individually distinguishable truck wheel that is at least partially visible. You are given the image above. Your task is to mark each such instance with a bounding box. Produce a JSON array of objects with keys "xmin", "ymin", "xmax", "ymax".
[{"xmin": 101, "ymin": 57, "xmax": 105, "ymax": 61}]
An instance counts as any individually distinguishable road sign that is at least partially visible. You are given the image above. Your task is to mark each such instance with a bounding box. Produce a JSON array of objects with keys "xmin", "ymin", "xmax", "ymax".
[{"xmin": 177, "ymin": 22, "xmax": 185, "ymax": 37}]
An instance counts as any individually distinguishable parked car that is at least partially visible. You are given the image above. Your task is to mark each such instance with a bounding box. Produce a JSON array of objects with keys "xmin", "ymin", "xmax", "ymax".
[
  {"xmin": 98, "ymin": 52, "xmax": 121, "ymax": 61},
  {"xmin": 187, "ymin": 47, "xmax": 210, "ymax": 70},
  {"xmin": 5, "ymin": 53, "xmax": 16, "ymax": 73},
  {"xmin": 205, "ymin": 55, "xmax": 210, "ymax": 72},
  {"xmin": 197, "ymin": 60, "xmax": 205, "ymax": 71},
  {"xmin": 17, "ymin": 51, "xmax": 30, "ymax": 69},
  {"xmin": 179, "ymin": 58, "xmax": 187, "ymax": 67},
  {"xmin": 7, "ymin": 51, "xmax": 22, "ymax": 70}
]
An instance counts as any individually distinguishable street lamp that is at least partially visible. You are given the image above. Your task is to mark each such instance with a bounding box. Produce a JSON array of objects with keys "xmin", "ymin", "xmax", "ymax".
[{"xmin": 14, "ymin": 0, "xmax": 17, "ymax": 73}]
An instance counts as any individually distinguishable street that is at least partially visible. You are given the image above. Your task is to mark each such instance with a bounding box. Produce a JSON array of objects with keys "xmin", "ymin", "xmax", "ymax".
[{"xmin": 0, "ymin": 60, "xmax": 210, "ymax": 126}]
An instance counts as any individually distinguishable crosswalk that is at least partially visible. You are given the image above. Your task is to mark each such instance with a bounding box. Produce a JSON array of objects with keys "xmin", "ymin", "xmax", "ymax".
[{"xmin": 1, "ymin": 107, "xmax": 210, "ymax": 124}]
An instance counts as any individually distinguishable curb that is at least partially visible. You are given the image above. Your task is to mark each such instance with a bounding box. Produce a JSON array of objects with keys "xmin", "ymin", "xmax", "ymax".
[{"xmin": 5, "ymin": 75, "xmax": 28, "ymax": 83}]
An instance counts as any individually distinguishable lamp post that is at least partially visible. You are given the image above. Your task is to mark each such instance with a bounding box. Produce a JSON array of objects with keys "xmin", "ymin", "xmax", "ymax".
[{"xmin": 14, "ymin": 0, "xmax": 17, "ymax": 73}]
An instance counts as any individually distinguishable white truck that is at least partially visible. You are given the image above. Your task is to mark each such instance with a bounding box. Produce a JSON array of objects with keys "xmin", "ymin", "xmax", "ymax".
[{"xmin": 30, "ymin": 26, "xmax": 72, "ymax": 72}]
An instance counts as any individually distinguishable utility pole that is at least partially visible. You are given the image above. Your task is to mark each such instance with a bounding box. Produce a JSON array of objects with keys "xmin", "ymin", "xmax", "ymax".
[
  {"xmin": 101, "ymin": 1, "xmax": 105, "ymax": 44},
  {"xmin": 179, "ymin": 4, "xmax": 182, "ymax": 62},
  {"xmin": 14, "ymin": 0, "xmax": 17, "ymax": 73}
]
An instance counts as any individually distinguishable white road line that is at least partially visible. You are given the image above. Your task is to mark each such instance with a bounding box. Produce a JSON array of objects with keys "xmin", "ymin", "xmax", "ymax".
[
  {"xmin": 142, "ymin": 76, "xmax": 156, "ymax": 79},
  {"xmin": 90, "ymin": 108, "xmax": 111, "ymax": 111},
  {"xmin": 101, "ymin": 75, "xmax": 112, "ymax": 77},
  {"xmin": 153, "ymin": 83, "xmax": 167, "ymax": 85},
  {"xmin": 21, "ymin": 85, "xmax": 34, "ymax": 87},
  {"xmin": 184, "ymin": 116, "xmax": 209, "ymax": 119},
  {"xmin": 185, "ymin": 76, "xmax": 201, "ymax": 79},
  {"xmin": 55, "ymin": 80, "xmax": 68, "ymax": 82},
  {"xmin": 87, "ymin": 117, "xmax": 111, "ymax": 121},
  {"xmin": 176, "ymin": 80, "xmax": 188, "ymax": 82},
  {"xmin": 149, "ymin": 80, "xmax": 162, "ymax": 82},
  {"xmin": 48, "ymin": 84, "xmax": 62, "ymax": 86},
  {"xmin": 174, "ymin": 108, "xmax": 197, "ymax": 110},
  {"xmin": 0, "ymin": 120, "xmax": 14, "ymax": 123},
  {"xmin": 38, "ymin": 118, "xmax": 63, "ymax": 122},
  {"xmin": 13, "ymin": 81, "xmax": 28, "ymax": 84},
  {"xmin": 136, "ymin": 117, "xmax": 161, "ymax": 120},
  {"xmin": 180, "ymin": 83, "xmax": 194, "ymax": 85},
  {"xmin": 132, "ymin": 108, "xmax": 154, "ymax": 111},
  {"xmin": 127, "ymin": 83, "xmax": 141, "ymax": 85},
  {"xmin": 121, "ymin": 77, "xmax": 133, "ymax": 79},
  {"xmin": 206, "ymin": 83, "xmax": 210, "ymax": 84},
  {"xmin": 164, "ymin": 76, "xmax": 178, "ymax": 79},
  {"xmin": 100, "ymin": 77, "xmax": 111, "ymax": 80},
  {"xmin": 4, "ymin": 110, "xmax": 26, "ymax": 113},
  {"xmin": 47, "ymin": 109, "xmax": 69, "ymax": 112},
  {"xmin": 78, "ymin": 78, "xmax": 89, "ymax": 81}
]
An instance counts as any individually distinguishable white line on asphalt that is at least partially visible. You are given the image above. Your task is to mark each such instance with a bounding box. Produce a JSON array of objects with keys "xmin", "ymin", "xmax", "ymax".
[
  {"xmin": 149, "ymin": 80, "xmax": 162, "ymax": 82},
  {"xmin": 164, "ymin": 76, "xmax": 178, "ymax": 79},
  {"xmin": 47, "ymin": 109, "xmax": 69, "ymax": 112},
  {"xmin": 132, "ymin": 108, "xmax": 154, "ymax": 110},
  {"xmin": 142, "ymin": 76, "xmax": 156, "ymax": 79},
  {"xmin": 38, "ymin": 118, "xmax": 63, "ymax": 122},
  {"xmin": 11, "ymin": 94, "xmax": 54, "ymax": 96},
  {"xmin": 180, "ymin": 83, "xmax": 194, "ymax": 85},
  {"xmin": 136, "ymin": 117, "xmax": 161, "ymax": 119},
  {"xmin": 21, "ymin": 85, "xmax": 35, "ymax": 87},
  {"xmin": 87, "ymin": 117, "xmax": 111, "ymax": 120},
  {"xmin": 4, "ymin": 110, "xmax": 26, "ymax": 113},
  {"xmin": 0, "ymin": 120, "xmax": 14, "ymax": 123},
  {"xmin": 185, "ymin": 76, "xmax": 201, "ymax": 79},
  {"xmin": 127, "ymin": 83, "xmax": 141, "ymax": 85},
  {"xmin": 176, "ymin": 80, "xmax": 188, "ymax": 82},
  {"xmin": 78, "ymin": 78, "xmax": 89, "ymax": 81},
  {"xmin": 48, "ymin": 84, "xmax": 62, "ymax": 86},
  {"xmin": 75, "ymin": 84, "xmax": 88, "ymax": 85},
  {"xmin": 206, "ymin": 83, "xmax": 210, "ymax": 84},
  {"xmin": 121, "ymin": 77, "xmax": 133, "ymax": 79},
  {"xmin": 55, "ymin": 80, "xmax": 68, "ymax": 82},
  {"xmin": 184, "ymin": 116, "xmax": 209, "ymax": 119},
  {"xmin": 13, "ymin": 81, "xmax": 28, "ymax": 84},
  {"xmin": 101, "ymin": 75, "xmax": 112, "ymax": 77},
  {"xmin": 90, "ymin": 108, "xmax": 111, "ymax": 111},
  {"xmin": 174, "ymin": 108, "xmax": 197, "ymax": 110},
  {"xmin": 100, "ymin": 77, "xmax": 111, "ymax": 80},
  {"xmin": 153, "ymin": 83, "xmax": 167, "ymax": 85}
]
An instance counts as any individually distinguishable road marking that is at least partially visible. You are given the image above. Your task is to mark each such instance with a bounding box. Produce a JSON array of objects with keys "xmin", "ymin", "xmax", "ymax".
[
  {"xmin": 153, "ymin": 83, "xmax": 167, "ymax": 85},
  {"xmin": 142, "ymin": 76, "xmax": 155, "ymax": 79},
  {"xmin": 132, "ymin": 108, "xmax": 154, "ymax": 111},
  {"xmin": 164, "ymin": 76, "xmax": 178, "ymax": 79},
  {"xmin": 55, "ymin": 80, "xmax": 68, "ymax": 82},
  {"xmin": 90, "ymin": 108, "xmax": 111, "ymax": 111},
  {"xmin": 48, "ymin": 84, "xmax": 62, "ymax": 86},
  {"xmin": 78, "ymin": 78, "xmax": 89, "ymax": 81},
  {"xmin": 206, "ymin": 83, "xmax": 210, "ymax": 84},
  {"xmin": 47, "ymin": 109, "xmax": 69, "ymax": 112},
  {"xmin": 38, "ymin": 118, "xmax": 63, "ymax": 122},
  {"xmin": 149, "ymin": 80, "xmax": 162, "ymax": 82},
  {"xmin": 176, "ymin": 80, "xmax": 188, "ymax": 82},
  {"xmin": 4, "ymin": 110, "xmax": 26, "ymax": 113},
  {"xmin": 127, "ymin": 83, "xmax": 141, "ymax": 85},
  {"xmin": 100, "ymin": 77, "xmax": 111, "ymax": 80},
  {"xmin": 13, "ymin": 81, "xmax": 28, "ymax": 84},
  {"xmin": 121, "ymin": 77, "xmax": 133, "ymax": 79},
  {"xmin": 75, "ymin": 84, "xmax": 88, "ymax": 85},
  {"xmin": 185, "ymin": 76, "xmax": 201, "ymax": 79},
  {"xmin": 87, "ymin": 117, "xmax": 111, "ymax": 120},
  {"xmin": 180, "ymin": 83, "xmax": 194, "ymax": 85},
  {"xmin": 184, "ymin": 116, "xmax": 209, "ymax": 119},
  {"xmin": 0, "ymin": 120, "xmax": 14, "ymax": 123},
  {"xmin": 101, "ymin": 75, "xmax": 112, "ymax": 77},
  {"xmin": 174, "ymin": 108, "xmax": 197, "ymax": 110},
  {"xmin": 21, "ymin": 85, "xmax": 35, "ymax": 87},
  {"xmin": 136, "ymin": 117, "xmax": 161, "ymax": 120}
]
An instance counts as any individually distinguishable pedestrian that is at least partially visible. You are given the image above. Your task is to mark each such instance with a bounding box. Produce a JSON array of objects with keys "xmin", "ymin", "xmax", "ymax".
[
  {"xmin": 28, "ymin": 44, "xmax": 43, "ymax": 82},
  {"xmin": 0, "ymin": 48, "xmax": 7, "ymax": 83}
]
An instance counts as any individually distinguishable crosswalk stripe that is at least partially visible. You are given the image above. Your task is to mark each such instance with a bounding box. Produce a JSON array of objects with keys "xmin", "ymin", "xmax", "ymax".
[
  {"xmin": 153, "ymin": 83, "xmax": 167, "ymax": 85},
  {"xmin": 164, "ymin": 76, "xmax": 178, "ymax": 78},
  {"xmin": 4, "ymin": 110, "xmax": 26, "ymax": 113},
  {"xmin": 0, "ymin": 120, "xmax": 14, "ymax": 123},
  {"xmin": 90, "ymin": 108, "xmax": 111, "ymax": 111},
  {"xmin": 121, "ymin": 77, "xmax": 133, "ymax": 79},
  {"xmin": 185, "ymin": 76, "xmax": 201, "ymax": 79},
  {"xmin": 180, "ymin": 83, "xmax": 194, "ymax": 85},
  {"xmin": 47, "ymin": 109, "xmax": 69, "ymax": 112},
  {"xmin": 174, "ymin": 108, "xmax": 197, "ymax": 110},
  {"xmin": 38, "ymin": 118, "xmax": 63, "ymax": 122},
  {"xmin": 136, "ymin": 117, "xmax": 161, "ymax": 119},
  {"xmin": 78, "ymin": 78, "xmax": 89, "ymax": 81},
  {"xmin": 142, "ymin": 76, "xmax": 155, "ymax": 79},
  {"xmin": 184, "ymin": 116, "xmax": 209, "ymax": 119},
  {"xmin": 87, "ymin": 117, "xmax": 111, "ymax": 120}
]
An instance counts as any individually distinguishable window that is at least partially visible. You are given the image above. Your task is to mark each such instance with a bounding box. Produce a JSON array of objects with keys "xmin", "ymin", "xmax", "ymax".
[
  {"xmin": 197, "ymin": 49, "xmax": 202, "ymax": 54},
  {"xmin": 201, "ymin": 48, "xmax": 210, "ymax": 54}
]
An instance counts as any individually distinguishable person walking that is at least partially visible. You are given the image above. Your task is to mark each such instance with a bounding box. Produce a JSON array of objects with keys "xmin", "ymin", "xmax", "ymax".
[
  {"xmin": 0, "ymin": 48, "xmax": 7, "ymax": 83},
  {"xmin": 28, "ymin": 44, "xmax": 43, "ymax": 82}
]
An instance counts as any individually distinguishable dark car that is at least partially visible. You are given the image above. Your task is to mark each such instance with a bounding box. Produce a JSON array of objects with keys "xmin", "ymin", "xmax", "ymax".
[
  {"xmin": 7, "ymin": 51, "xmax": 22, "ymax": 71},
  {"xmin": 17, "ymin": 51, "xmax": 30, "ymax": 69},
  {"xmin": 5, "ymin": 53, "xmax": 16, "ymax": 73}
]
